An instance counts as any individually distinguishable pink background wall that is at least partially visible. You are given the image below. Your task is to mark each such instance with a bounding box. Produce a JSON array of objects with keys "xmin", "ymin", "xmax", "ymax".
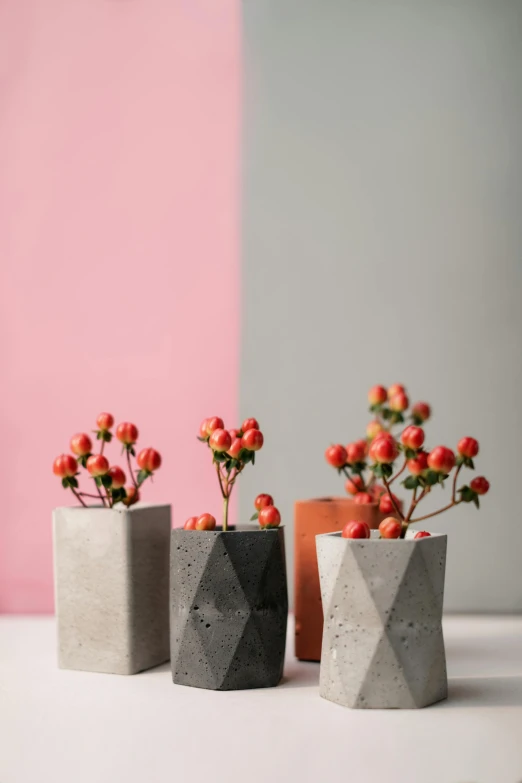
[{"xmin": 0, "ymin": 0, "xmax": 240, "ymax": 613}]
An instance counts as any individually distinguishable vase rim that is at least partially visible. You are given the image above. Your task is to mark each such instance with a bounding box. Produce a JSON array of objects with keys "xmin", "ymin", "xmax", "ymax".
[
  {"xmin": 316, "ymin": 530, "xmax": 446, "ymax": 541},
  {"xmin": 172, "ymin": 525, "xmax": 284, "ymax": 534}
]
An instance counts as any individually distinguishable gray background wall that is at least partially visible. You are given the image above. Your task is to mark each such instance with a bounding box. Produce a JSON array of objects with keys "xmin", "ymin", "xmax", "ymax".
[{"xmin": 240, "ymin": 0, "xmax": 522, "ymax": 611}]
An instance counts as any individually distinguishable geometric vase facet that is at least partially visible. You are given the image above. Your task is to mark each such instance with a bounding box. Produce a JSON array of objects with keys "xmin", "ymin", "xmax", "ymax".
[
  {"xmin": 53, "ymin": 504, "xmax": 171, "ymax": 675},
  {"xmin": 170, "ymin": 527, "xmax": 288, "ymax": 690},
  {"xmin": 316, "ymin": 530, "xmax": 448, "ymax": 708}
]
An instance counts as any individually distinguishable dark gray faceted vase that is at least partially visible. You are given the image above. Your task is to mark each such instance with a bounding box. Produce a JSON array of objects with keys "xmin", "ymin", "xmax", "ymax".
[{"xmin": 170, "ymin": 527, "xmax": 288, "ymax": 690}]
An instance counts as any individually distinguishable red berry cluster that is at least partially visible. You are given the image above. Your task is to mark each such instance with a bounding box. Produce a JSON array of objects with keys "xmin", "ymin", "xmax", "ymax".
[
  {"xmin": 327, "ymin": 385, "xmax": 490, "ymax": 539},
  {"xmin": 53, "ymin": 413, "xmax": 161, "ymax": 508},
  {"xmin": 184, "ymin": 416, "xmax": 273, "ymax": 532},
  {"xmin": 183, "ymin": 493, "xmax": 281, "ymax": 532}
]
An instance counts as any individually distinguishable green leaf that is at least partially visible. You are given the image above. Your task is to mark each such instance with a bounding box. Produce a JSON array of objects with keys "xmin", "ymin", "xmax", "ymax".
[
  {"xmin": 250, "ymin": 512, "xmax": 259, "ymax": 521},
  {"xmin": 438, "ymin": 473, "xmax": 448, "ymax": 485},
  {"xmin": 103, "ymin": 431, "xmax": 113, "ymax": 443},
  {"xmin": 382, "ymin": 408, "xmax": 392, "ymax": 420},
  {"xmin": 459, "ymin": 485, "xmax": 475, "ymax": 503},
  {"xmin": 351, "ymin": 461, "xmax": 366, "ymax": 475},
  {"xmin": 456, "ymin": 455, "xmax": 465, "ymax": 467},
  {"xmin": 197, "ymin": 436, "xmax": 207, "ymax": 442},
  {"xmin": 411, "ymin": 414, "xmax": 423, "ymax": 426},
  {"xmin": 425, "ymin": 470, "xmax": 439, "ymax": 486},
  {"xmin": 61, "ymin": 477, "xmax": 69, "ymax": 489},
  {"xmin": 403, "ymin": 475, "xmax": 419, "ymax": 490},
  {"xmin": 95, "ymin": 476, "xmax": 102, "ymax": 487},
  {"xmin": 137, "ymin": 469, "xmax": 149, "ymax": 485},
  {"xmin": 473, "ymin": 496, "xmax": 480, "ymax": 509},
  {"xmin": 241, "ymin": 450, "xmax": 253, "ymax": 464},
  {"xmin": 101, "ymin": 474, "xmax": 113, "ymax": 489},
  {"xmin": 130, "ymin": 447, "xmax": 136, "ymax": 457},
  {"xmin": 371, "ymin": 463, "xmax": 383, "ymax": 478},
  {"xmin": 69, "ymin": 476, "xmax": 79, "ymax": 489},
  {"xmin": 213, "ymin": 452, "xmax": 226, "ymax": 463},
  {"xmin": 382, "ymin": 463, "xmax": 393, "ymax": 479},
  {"xmin": 369, "ymin": 403, "xmax": 382, "ymax": 413},
  {"xmin": 404, "ymin": 448, "xmax": 417, "ymax": 460},
  {"xmin": 467, "ymin": 457, "xmax": 475, "ymax": 470}
]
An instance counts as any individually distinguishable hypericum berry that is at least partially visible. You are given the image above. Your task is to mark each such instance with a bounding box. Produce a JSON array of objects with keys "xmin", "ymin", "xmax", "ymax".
[
  {"xmin": 414, "ymin": 531, "xmax": 431, "ymax": 539},
  {"xmin": 457, "ymin": 437, "xmax": 479, "ymax": 459},
  {"xmin": 368, "ymin": 385, "xmax": 387, "ymax": 405},
  {"xmin": 401, "ymin": 425, "xmax": 425, "ymax": 451},
  {"xmin": 195, "ymin": 513, "xmax": 216, "ymax": 531},
  {"xmin": 371, "ymin": 484, "xmax": 386, "ymax": 500},
  {"xmin": 206, "ymin": 417, "xmax": 224, "ymax": 436},
  {"xmin": 345, "ymin": 475, "xmax": 364, "ymax": 495},
  {"xmin": 407, "ymin": 451, "xmax": 429, "ymax": 475},
  {"xmin": 229, "ymin": 429, "xmax": 240, "ymax": 439},
  {"xmin": 258, "ymin": 505, "xmax": 281, "ymax": 528},
  {"xmin": 346, "ymin": 440, "xmax": 367, "ymax": 464},
  {"xmin": 427, "ymin": 446, "xmax": 455, "ymax": 474},
  {"xmin": 137, "ymin": 448, "xmax": 162, "ymax": 472},
  {"xmin": 369, "ymin": 437, "xmax": 399, "ymax": 464},
  {"xmin": 354, "ymin": 492, "xmax": 373, "ymax": 505},
  {"xmin": 255, "ymin": 493, "xmax": 274, "ymax": 510},
  {"xmin": 325, "ymin": 444, "xmax": 347, "ymax": 468},
  {"xmin": 389, "ymin": 391, "xmax": 409, "ymax": 413},
  {"xmin": 241, "ymin": 418, "xmax": 259, "ymax": 433},
  {"xmin": 366, "ymin": 420, "xmax": 384, "ymax": 440},
  {"xmin": 86, "ymin": 454, "xmax": 110, "ymax": 477},
  {"xmin": 209, "ymin": 429, "xmax": 232, "ymax": 453},
  {"xmin": 379, "ymin": 517, "xmax": 402, "ymax": 539},
  {"xmin": 227, "ymin": 438, "xmax": 242, "ymax": 459},
  {"xmin": 470, "ymin": 476, "xmax": 489, "ymax": 495},
  {"xmin": 388, "ymin": 384, "xmax": 405, "ymax": 398},
  {"xmin": 53, "ymin": 454, "xmax": 78, "ymax": 478},
  {"xmin": 342, "ymin": 520, "xmax": 371, "ymax": 539},
  {"xmin": 97, "ymin": 413, "xmax": 114, "ymax": 431},
  {"xmin": 123, "ymin": 486, "xmax": 140, "ymax": 506},
  {"xmin": 183, "ymin": 516, "xmax": 198, "ymax": 530},
  {"xmin": 116, "ymin": 422, "xmax": 139, "ymax": 445},
  {"xmin": 108, "ymin": 466, "xmax": 126, "ymax": 489},
  {"xmin": 241, "ymin": 428, "xmax": 264, "ymax": 451},
  {"xmin": 412, "ymin": 402, "xmax": 431, "ymax": 422},
  {"xmin": 198, "ymin": 419, "xmax": 209, "ymax": 439},
  {"xmin": 379, "ymin": 492, "xmax": 401, "ymax": 514},
  {"xmin": 70, "ymin": 433, "xmax": 93, "ymax": 457}
]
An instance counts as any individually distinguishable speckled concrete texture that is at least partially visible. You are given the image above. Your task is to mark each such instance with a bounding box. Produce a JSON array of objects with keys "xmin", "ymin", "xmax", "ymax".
[
  {"xmin": 53, "ymin": 504, "xmax": 171, "ymax": 675},
  {"xmin": 316, "ymin": 531, "xmax": 448, "ymax": 709},
  {"xmin": 170, "ymin": 527, "xmax": 288, "ymax": 690}
]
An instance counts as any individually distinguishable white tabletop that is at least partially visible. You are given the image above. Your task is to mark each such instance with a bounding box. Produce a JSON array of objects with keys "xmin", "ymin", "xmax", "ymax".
[{"xmin": 1, "ymin": 615, "xmax": 521, "ymax": 783}]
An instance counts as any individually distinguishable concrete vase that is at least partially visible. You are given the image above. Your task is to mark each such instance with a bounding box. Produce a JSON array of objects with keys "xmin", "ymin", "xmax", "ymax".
[
  {"xmin": 170, "ymin": 527, "xmax": 288, "ymax": 690},
  {"xmin": 316, "ymin": 530, "xmax": 448, "ymax": 708},
  {"xmin": 53, "ymin": 504, "xmax": 171, "ymax": 675}
]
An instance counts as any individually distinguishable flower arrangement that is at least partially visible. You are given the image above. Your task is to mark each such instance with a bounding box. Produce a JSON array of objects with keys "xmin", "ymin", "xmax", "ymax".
[
  {"xmin": 183, "ymin": 416, "xmax": 280, "ymax": 531},
  {"xmin": 53, "ymin": 413, "xmax": 162, "ymax": 508},
  {"xmin": 325, "ymin": 384, "xmax": 490, "ymax": 539}
]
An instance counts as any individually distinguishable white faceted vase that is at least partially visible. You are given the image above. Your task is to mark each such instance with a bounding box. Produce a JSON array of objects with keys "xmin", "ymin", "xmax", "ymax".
[{"xmin": 316, "ymin": 531, "xmax": 448, "ymax": 709}]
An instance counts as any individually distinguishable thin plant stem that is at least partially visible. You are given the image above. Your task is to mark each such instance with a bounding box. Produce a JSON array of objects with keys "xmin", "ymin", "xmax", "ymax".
[
  {"xmin": 382, "ymin": 475, "xmax": 405, "ymax": 521},
  {"xmin": 388, "ymin": 458, "xmax": 407, "ymax": 486},
  {"xmin": 71, "ymin": 486, "xmax": 88, "ymax": 507},
  {"xmin": 126, "ymin": 449, "xmax": 138, "ymax": 489},
  {"xmin": 94, "ymin": 480, "xmax": 108, "ymax": 508},
  {"xmin": 223, "ymin": 494, "xmax": 230, "ymax": 532}
]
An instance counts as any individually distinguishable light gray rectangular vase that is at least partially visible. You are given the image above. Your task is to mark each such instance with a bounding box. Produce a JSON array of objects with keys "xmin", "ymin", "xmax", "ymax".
[
  {"xmin": 316, "ymin": 531, "xmax": 448, "ymax": 709},
  {"xmin": 53, "ymin": 504, "xmax": 171, "ymax": 675},
  {"xmin": 170, "ymin": 527, "xmax": 288, "ymax": 690}
]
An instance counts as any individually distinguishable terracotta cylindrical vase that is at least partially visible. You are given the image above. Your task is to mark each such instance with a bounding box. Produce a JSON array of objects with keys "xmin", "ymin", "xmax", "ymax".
[
  {"xmin": 170, "ymin": 526, "xmax": 288, "ymax": 690},
  {"xmin": 316, "ymin": 530, "xmax": 448, "ymax": 709},
  {"xmin": 294, "ymin": 497, "xmax": 387, "ymax": 661}
]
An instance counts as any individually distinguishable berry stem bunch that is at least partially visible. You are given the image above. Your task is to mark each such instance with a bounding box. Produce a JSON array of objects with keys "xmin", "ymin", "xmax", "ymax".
[
  {"xmin": 184, "ymin": 417, "xmax": 280, "ymax": 532},
  {"xmin": 53, "ymin": 413, "xmax": 162, "ymax": 508},
  {"xmin": 326, "ymin": 385, "xmax": 490, "ymax": 539}
]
